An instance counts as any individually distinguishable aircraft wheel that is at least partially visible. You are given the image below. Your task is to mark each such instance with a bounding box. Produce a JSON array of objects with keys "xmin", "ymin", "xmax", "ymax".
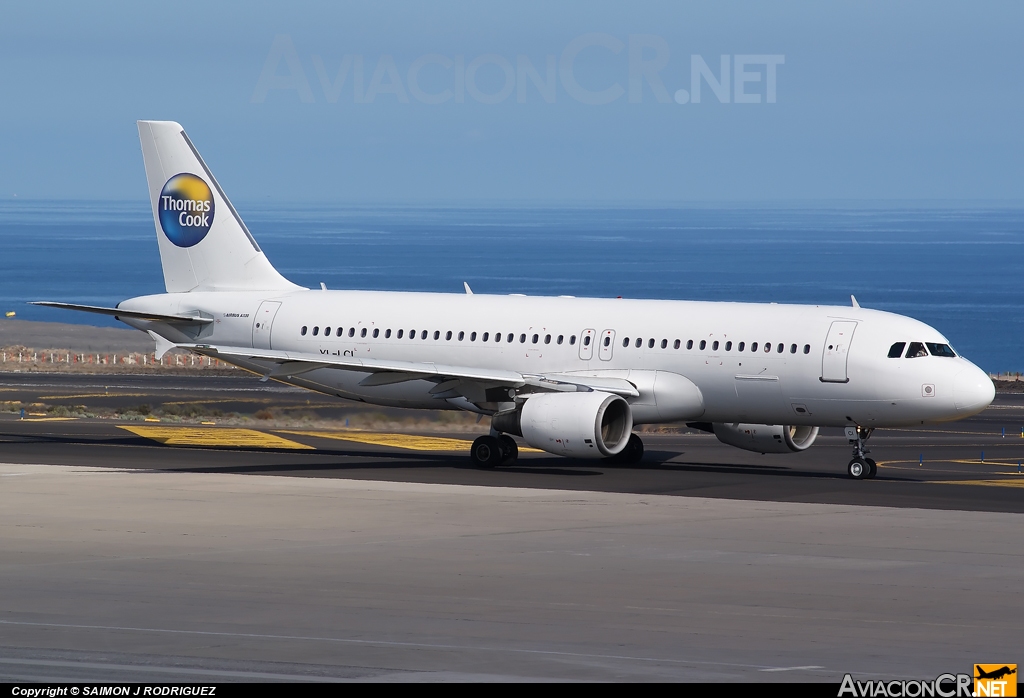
[
  {"xmin": 848, "ymin": 458, "xmax": 870, "ymax": 480},
  {"xmin": 610, "ymin": 433, "xmax": 644, "ymax": 465},
  {"xmin": 471, "ymin": 435, "xmax": 504, "ymax": 469},
  {"xmin": 865, "ymin": 458, "xmax": 877, "ymax": 479},
  {"xmin": 498, "ymin": 435, "xmax": 519, "ymax": 465}
]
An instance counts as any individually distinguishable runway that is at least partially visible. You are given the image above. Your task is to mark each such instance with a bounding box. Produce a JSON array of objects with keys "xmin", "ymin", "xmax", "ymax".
[{"xmin": 1, "ymin": 373, "xmax": 1022, "ymax": 682}]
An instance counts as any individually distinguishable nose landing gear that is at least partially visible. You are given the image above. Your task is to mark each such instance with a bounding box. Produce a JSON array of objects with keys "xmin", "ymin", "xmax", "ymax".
[{"xmin": 845, "ymin": 425, "xmax": 877, "ymax": 480}]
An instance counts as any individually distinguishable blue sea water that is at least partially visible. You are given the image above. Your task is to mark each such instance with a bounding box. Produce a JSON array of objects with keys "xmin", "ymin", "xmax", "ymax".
[{"xmin": 0, "ymin": 200, "xmax": 1021, "ymax": 372}]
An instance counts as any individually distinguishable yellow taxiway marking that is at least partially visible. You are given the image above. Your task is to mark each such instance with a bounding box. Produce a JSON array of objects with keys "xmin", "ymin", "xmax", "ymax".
[
  {"xmin": 930, "ymin": 479, "xmax": 1024, "ymax": 489},
  {"xmin": 881, "ymin": 459, "xmax": 1024, "ymax": 468},
  {"xmin": 22, "ymin": 417, "xmax": 78, "ymax": 422},
  {"xmin": 38, "ymin": 392, "xmax": 152, "ymax": 400},
  {"xmin": 280, "ymin": 430, "xmax": 544, "ymax": 453},
  {"xmin": 119, "ymin": 426, "xmax": 313, "ymax": 450}
]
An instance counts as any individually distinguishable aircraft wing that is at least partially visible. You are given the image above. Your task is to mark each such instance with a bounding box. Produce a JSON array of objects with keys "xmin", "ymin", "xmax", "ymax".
[{"xmin": 181, "ymin": 343, "xmax": 640, "ymax": 401}]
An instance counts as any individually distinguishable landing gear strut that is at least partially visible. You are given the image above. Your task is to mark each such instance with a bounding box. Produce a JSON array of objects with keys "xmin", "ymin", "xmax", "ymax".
[{"xmin": 845, "ymin": 425, "xmax": 877, "ymax": 480}]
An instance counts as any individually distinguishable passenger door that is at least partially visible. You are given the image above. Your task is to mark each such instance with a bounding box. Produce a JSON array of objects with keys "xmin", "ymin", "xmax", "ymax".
[
  {"xmin": 821, "ymin": 320, "xmax": 857, "ymax": 383},
  {"xmin": 252, "ymin": 301, "xmax": 282, "ymax": 350}
]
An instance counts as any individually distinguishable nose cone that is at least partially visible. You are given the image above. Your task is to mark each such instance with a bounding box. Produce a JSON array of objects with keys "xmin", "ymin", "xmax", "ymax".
[{"xmin": 953, "ymin": 364, "xmax": 995, "ymax": 415}]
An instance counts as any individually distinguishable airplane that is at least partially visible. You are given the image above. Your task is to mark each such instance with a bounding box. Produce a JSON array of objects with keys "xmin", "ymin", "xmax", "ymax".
[
  {"xmin": 34, "ymin": 121, "xmax": 996, "ymax": 479},
  {"xmin": 975, "ymin": 666, "xmax": 1017, "ymax": 681}
]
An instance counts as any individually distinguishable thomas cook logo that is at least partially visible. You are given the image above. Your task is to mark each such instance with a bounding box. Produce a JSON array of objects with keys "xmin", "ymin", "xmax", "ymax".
[{"xmin": 158, "ymin": 173, "xmax": 215, "ymax": 248}]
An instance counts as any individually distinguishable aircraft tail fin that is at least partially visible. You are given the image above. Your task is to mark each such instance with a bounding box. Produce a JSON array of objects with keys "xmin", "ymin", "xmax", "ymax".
[{"xmin": 137, "ymin": 121, "xmax": 301, "ymax": 294}]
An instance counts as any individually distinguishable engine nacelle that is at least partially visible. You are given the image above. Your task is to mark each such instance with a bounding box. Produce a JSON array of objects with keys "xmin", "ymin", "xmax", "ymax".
[
  {"xmin": 711, "ymin": 423, "xmax": 819, "ymax": 454},
  {"xmin": 496, "ymin": 391, "xmax": 633, "ymax": 459}
]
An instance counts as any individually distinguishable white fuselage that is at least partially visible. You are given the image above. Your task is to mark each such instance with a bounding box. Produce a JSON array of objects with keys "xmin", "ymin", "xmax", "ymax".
[{"xmin": 119, "ymin": 289, "xmax": 995, "ymax": 428}]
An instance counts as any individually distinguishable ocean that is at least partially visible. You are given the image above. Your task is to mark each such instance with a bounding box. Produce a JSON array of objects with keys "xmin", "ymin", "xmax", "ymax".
[{"xmin": 0, "ymin": 200, "xmax": 1021, "ymax": 372}]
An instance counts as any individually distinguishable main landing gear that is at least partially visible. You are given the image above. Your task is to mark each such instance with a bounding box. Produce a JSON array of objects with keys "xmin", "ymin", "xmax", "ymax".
[
  {"xmin": 845, "ymin": 425, "xmax": 877, "ymax": 480},
  {"xmin": 471, "ymin": 434, "xmax": 518, "ymax": 468},
  {"xmin": 608, "ymin": 433, "xmax": 644, "ymax": 465}
]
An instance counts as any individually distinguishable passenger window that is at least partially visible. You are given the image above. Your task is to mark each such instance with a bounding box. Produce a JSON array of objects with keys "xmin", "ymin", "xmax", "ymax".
[
  {"xmin": 602, "ymin": 336, "xmax": 609, "ymax": 347},
  {"xmin": 336, "ymin": 327, "xmax": 343, "ymax": 337},
  {"xmin": 738, "ymin": 341, "xmax": 744, "ymax": 352},
  {"xmin": 583, "ymin": 335, "xmax": 590, "ymax": 346},
  {"xmin": 361, "ymin": 328, "xmax": 367, "ymax": 338},
  {"xmin": 661, "ymin": 339, "xmax": 668, "ymax": 349},
  {"xmin": 905, "ymin": 342, "xmax": 928, "ymax": 358},
  {"xmin": 544, "ymin": 334, "xmax": 551, "ymax": 344},
  {"xmin": 373, "ymin": 328, "xmax": 379, "ymax": 338},
  {"xmin": 686, "ymin": 340, "xmax": 693, "ymax": 349},
  {"xmin": 777, "ymin": 343, "xmax": 784, "ymax": 353},
  {"xmin": 557, "ymin": 335, "xmax": 564, "ymax": 345},
  {"xmin": 622, "ymin": 337, "xmax": 630, "ymax": 348},
  {"xmin": 789, "ymin": 344, "xmax": 796, "ymax": 354},
  {"xmin": 385, "ymin": 329, "xmax": 391, "ymax": 338},
  {"xmin": 533, "ymin": 334, "xmax": 540, "ymax": 344},
  {"xmin": 348, "ymin": 328, "xmax": 355, "ymax": 337},
  {"xmin": 751, "ymin": 342, "xmax": 758, "ymax": 352},
  {"xmin": 803, "ymin": 344, "xmax": 810, "ymax": 354},
  {"xmin": 301, "ymin": 326, "xmax": 307, "ymax": 336},
  {"xmin": 712, "ymin": 341, "xmax": 719, "ymax": 351},
  {"xmin": 674, "ymin": 339, "xmax": 680, "ymax": 349},
  {"xmin": 699, "ymin": 340, "xmax": 706, "ymax": 350},
  {"xmin": 434, "ymin": 331, "xmax": 441, "ymax": 340},
  {"xmin": 458, "ymin": 331, "xmax": 465, "ymax": 341},
  {"xmin": 887, "ymin": 342, "xmax": 906, "ymax": 358},
  {"xmin": 397, "ymin": 329, "xmax": 404, "ymax": 339},
  {"xmin": 764, "ymin": 342, "xmax": 771, "ymax": 353},
  {"xmin": 520, "ymin": 334, "xmax": 527, "ymax": 344},
  {"xmin": 409, "ymin": 329, "xmax": 415, "ymax": 338},
  {"xmin": 648, "ymin": 338, "xmax": 655, "ymax": 348},
  {"xmin": 481, "ymin": 332, "xmax": 488, "ymax": 341},
  {"xmin": 725, "ymin": 341, "xmax": 732, "ymax": 351},
  {"xmin": 445, "ymin": 330, "xmax": 452, "ymax": 340},
  {"xmin": 507, "ymin": 333, "xmax": 514, "ymax": 343},
  {"xmin": 422, "ymin": 330, "xmax": 428, "ymax": 340},
  {"xmin": 325, "ymin": 327, "xmax": 332, "ymax": 336},
  {"xmin": 926, "ymin": 343, "xmax": 956, "ymax": 357},
  {"xmin": 635, "ymin": 338, "xmax": 642, "ymax": 348},
  {"xmin": 313, "ymin": 327, "xmax": 319, "ymax": 336},
  {"xmin": 570, "ymin": 335, "xmax": 576, "ymax": 345}
]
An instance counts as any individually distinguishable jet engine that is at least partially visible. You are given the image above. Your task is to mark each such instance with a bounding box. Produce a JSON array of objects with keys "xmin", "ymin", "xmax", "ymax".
[
  {"xmin": 493, "ymin": 391, "xmax": 632, "ymax": 458},
  {"xmin": 710, "ymin": 423, "xmax": 819, "ymax": 454}
]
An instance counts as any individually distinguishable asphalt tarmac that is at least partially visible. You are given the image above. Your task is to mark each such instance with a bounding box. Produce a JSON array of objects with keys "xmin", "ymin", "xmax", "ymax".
[{"xmin": 1, "ymin": 373, "xmax": 1022, "ymax": 682}]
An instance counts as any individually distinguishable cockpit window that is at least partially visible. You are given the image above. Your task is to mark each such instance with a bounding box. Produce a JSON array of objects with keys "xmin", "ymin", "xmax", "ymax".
[
  {"xmin": 888, "ymin": 342, "xmax": 906, "ymax": 358},
  {"xmin": 905, "ymin": 342, "xmax": 928, "ymax": 358},
  {"xmin": 926, "ymin": 342, "xmax": 956, "ymax": 358}
]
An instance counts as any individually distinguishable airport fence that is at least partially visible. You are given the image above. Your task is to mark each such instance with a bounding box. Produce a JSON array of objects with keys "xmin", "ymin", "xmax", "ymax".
[{"xmin": 0, "ymin": 345, "xmax": 236, "ymax": 373}]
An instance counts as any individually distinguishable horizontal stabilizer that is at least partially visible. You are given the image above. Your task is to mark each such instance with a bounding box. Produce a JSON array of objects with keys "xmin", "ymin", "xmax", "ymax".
[{"xmin": 31, "ymin": 301, "xmax": 213, "ymax": 325}]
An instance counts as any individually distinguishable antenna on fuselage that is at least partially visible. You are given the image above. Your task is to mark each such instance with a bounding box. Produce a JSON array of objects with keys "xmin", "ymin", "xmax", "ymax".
[
  {"xmin": 851, "ymin": 295, "xmax": 860, "ymax": 308},
  {"xmin": 464, "ymin": 282, "xmax": 474, "ymax": 295}
]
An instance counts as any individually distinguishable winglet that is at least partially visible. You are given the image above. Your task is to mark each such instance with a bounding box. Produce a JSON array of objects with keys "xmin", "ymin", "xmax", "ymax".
[
  {"xmin": 147, "ymin": 330, "xmax": 177, "ymax": 360},
  {"xmin": 851, "ymin": 295, "xmax": 860, "ymax": 308},
  {"xmin": 464, "ymin": 282, "xmax": 474, "ymax": 295}
]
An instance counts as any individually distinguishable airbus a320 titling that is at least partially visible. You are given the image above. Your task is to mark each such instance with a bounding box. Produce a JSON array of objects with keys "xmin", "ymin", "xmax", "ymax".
[{"xmin": 36, "ymin": 121, "xmax": 996, "ymax": 478}]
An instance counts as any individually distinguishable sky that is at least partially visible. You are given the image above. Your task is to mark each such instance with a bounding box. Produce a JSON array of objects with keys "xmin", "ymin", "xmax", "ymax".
[{"xmin": 1, "ymin": 1, "xmax": 1022, "ymax": 204}]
